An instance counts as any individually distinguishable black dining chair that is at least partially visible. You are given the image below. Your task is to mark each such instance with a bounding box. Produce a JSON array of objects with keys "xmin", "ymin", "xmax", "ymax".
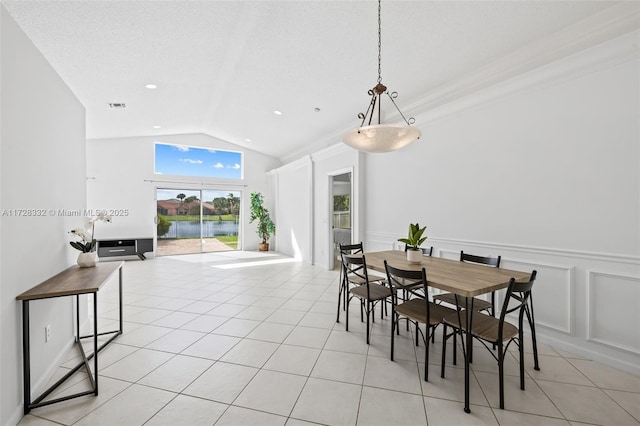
[
  {"xmin": 441, "ymin": 270, "xmax": 537, "ymax": 409},
  {"xmin": 384, "ymin": 261, "xmax": 456, "ymax": 381},
  {"xmin": 344, "ymin": 253, "xmax": 392, "ymax": 344},
  {"xmin": 336, "ymin": 242, "xmax": 385, "ymax": 323}
]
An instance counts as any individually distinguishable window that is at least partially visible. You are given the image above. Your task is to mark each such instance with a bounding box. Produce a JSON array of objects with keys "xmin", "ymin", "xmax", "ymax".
[{"xmin": 154, "ymin": 142, "xmax": 243, "ymax": 179}]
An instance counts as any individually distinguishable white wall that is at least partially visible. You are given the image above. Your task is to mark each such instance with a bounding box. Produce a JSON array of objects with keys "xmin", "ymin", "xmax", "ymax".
[
  {"xmin": 271, "ymin": 156, "xmax": 313, "ymax": 261},
  {"xmin": 363, "ymin": 32, "xmax": 640, "ymax": 374},
  {"xmin": 1, "ymin": 6, "xmax": 87, "ymax": 425},
  {"xmin": 86, "ymin": 133, "xmax": 280, "ymax": 251}
]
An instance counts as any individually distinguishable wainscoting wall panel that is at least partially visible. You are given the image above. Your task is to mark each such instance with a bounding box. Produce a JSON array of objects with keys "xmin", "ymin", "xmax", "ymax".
[
  {"xmin": 587, "ymin": 271, "xmax": 640, "ymax": 355},
  {"xmin": 504, "ymin": 259, "xmax": 574, "ymax": 335}
]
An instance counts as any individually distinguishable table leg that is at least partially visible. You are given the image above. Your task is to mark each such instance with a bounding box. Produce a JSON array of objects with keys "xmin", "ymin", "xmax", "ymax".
[
  {"xmin": 22, "ymin": 300, "xmax": 31, "ymax": 415},
  {"xmin": 464, "ymin": 297, "xmax": 474, "ymax": 413},
  {"xmin": 119, "ymin": 266, "xmax": 123, "ymax": 334},
  {"xmin": 76, "ymin": 295, "xmax": 80, "ymax": 342},
  {"xmin": 93, "ymin": 292, "xmax": 99, "ymax": 395}
]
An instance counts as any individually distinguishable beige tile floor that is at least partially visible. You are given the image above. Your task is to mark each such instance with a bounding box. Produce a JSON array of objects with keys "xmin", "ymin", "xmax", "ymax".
[{"xmin": 19, "ymin": 252, "xmax": 640, "ymax": 426}]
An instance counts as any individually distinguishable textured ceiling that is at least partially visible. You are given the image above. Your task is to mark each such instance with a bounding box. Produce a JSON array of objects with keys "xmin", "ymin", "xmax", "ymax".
[{"xmin": 1, "ymin": 0, "xmax": 626, "ymax": 161}]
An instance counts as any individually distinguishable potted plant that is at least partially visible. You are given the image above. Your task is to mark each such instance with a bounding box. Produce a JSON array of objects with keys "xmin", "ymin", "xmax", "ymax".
[
  {"xmin": 398, "ymin": 222, "xmax": 427, "ymax": 263},
  {"xmin": 69, "ymin": 211, "xmax": 112, "ymax": 267},
  {"xmin": 249, "ymin": 192, "xmax": 276, "ymax": 251}
]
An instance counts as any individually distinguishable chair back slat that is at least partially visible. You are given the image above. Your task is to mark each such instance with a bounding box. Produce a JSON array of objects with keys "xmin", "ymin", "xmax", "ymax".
[
  {"xmin": 460, "ymin": 251, "xmax": 501, "ymax": 268},
  {"xmin": 498, "ymin": 270, "xmax": 537, "ymax": 335},
  {"xmin": 343, "ymin": 253, "xmax": 372, "ymax": 298},
  {"xmin": 404, "ymin": 245, "xmax": 434, "ymax": 256},
  {"xmin": 384, "ymin": 261, "xmax": 429, "ymax": 317},
  {"xmin": 340, "ymin": 242, "xmax": 363, "ymax": 255}
]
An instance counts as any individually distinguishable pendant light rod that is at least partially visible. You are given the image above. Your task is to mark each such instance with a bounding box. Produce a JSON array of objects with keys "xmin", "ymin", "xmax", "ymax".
[{"xmin": 354, "ymin": 0, "xmax": 415, "ymax": 129}]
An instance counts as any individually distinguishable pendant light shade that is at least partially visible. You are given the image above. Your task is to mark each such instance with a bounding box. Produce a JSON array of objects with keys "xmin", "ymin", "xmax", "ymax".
[
  {"xmin": 343, "ymin": 124, "xmax": 421, "ymax": 153},
  {"xmin": 343, "ymin": 0, "xmax": 420, "ymax": 153}
]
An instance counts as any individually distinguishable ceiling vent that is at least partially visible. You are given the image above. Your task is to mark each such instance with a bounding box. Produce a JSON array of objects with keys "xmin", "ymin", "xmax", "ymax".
[{"xmin": 108, "ymin": 103, "xmax": 127, "ymax": 109}]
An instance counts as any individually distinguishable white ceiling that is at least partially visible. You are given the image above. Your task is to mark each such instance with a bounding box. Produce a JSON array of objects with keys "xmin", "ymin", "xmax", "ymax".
[{"xmin": 2, "ymin": 0, "xmax": 629, "ymax": 161}]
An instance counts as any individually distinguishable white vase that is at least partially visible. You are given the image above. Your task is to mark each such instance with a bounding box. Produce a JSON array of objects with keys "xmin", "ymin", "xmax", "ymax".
[
  {"xmin": 77, "ymin": 252, "xmax": 99, "ymax": 268},
  {"xmin": 406, "ymin": 249, "xmax": 422, "ymax": 264}
]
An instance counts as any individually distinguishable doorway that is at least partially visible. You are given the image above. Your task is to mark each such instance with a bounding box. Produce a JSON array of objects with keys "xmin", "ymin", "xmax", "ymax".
[
  {"xmin": 156, "ymin": 188, "xmax": 241, "ymax": 256},
  {"xmin": 330, "ymin": 172, "xmax": 352, "ymax": 270}
]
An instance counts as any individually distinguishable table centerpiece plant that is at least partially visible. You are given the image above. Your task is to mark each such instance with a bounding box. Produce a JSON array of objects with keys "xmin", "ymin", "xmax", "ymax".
[
  {"xmin": 69, "ymin": 211, "xmax": 112, "ymax": 267},
  {"xmin": 398, "ymin": 222, "xmax": 427, "ymax": 263}
]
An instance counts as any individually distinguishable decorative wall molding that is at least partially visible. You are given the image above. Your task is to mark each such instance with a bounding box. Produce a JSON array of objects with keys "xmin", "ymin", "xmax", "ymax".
[
  {"xmin": 418, "ymin": 235, "xmax": 639, "ymax": 265},
  {"xmin": 506, "ymin": 258, "xmax": 575, "ymax": 335},
  {"xmin": 406, "ymin": 10, "xmax": 640, "ymax": 126},
  {"xmin": 587, "ymin": 270, "xmax": 640, "ymax": 355},
  {"xmin": 272, "ymin": 154, "xmax": 312, "ymax": 174},
  {"xmin": 311, "ymin": 143, "xmax": 352, "ymax": 162}
]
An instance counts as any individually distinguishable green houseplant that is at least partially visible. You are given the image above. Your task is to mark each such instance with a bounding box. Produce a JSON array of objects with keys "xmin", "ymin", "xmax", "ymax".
[
  {"xmin": 398, "ymin": 222, "xmax": 427, "ymax": 263},
  {"xmin": 249, "ymin": 192, "xmax": 276, "ymax": 251}
]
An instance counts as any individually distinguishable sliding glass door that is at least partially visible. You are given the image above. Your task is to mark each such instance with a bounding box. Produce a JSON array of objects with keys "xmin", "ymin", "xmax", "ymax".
[{"xmin": 156, "ymin": 188, "xmax": 241, "ymax": 256}]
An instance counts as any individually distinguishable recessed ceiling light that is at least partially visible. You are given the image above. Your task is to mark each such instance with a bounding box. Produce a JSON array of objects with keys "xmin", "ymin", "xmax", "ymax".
[
  {"xmin": 153, "ymin": 125, "xmax": 161, "ymax": 129},
  {"xmin": 245, "ymin": 138, "xmax": 252, "ymax": 143},
  {"xmin": 273, "ymin": 110, "xmax": 283, "ymax": 116},
  {"xmin": 145, "ymin": 84, "xmax": 158, "ymax": 89}
]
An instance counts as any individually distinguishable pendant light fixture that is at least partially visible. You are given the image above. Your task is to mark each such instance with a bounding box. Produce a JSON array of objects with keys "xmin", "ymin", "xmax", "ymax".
[{"xmin": 343, "ymin": 0, "xmax": 421, "ymax": 153}]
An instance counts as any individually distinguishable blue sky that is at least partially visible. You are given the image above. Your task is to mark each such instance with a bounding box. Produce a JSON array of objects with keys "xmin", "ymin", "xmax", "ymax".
[
  {"xmin": 156, "ymin": 189, "xmax": 240, "ymax": 203},
  {"xmin": 155, "ymin": 143, "xmax": 242, "ymax": 179}
]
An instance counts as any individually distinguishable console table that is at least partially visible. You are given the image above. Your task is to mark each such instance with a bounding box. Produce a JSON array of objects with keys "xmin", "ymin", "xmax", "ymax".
[{"xmin": 16, "ymin": 261, "xmax": 124, "ymax": 414}]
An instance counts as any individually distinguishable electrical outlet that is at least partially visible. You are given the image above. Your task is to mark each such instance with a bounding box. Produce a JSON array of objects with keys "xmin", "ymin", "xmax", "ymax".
[{"xmin": 45, "ymin": 325, "xmax": 51, "ymax": 342}]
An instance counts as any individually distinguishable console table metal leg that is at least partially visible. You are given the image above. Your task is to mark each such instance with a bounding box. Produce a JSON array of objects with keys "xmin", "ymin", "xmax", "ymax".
[
  {"xmin": 76, "ymin": 295, "xmax": 80, "ymax": 342},
  {"xmin": 119, "ymin": 267, "xmax": 123, "ymax": 334},
  {"xmin": 93, "ymin": 292, "xmax": 99, "ymax": 395},
  {"xmin": 22, "ymin": 300, "xmax": 31, "ymax": 415}
]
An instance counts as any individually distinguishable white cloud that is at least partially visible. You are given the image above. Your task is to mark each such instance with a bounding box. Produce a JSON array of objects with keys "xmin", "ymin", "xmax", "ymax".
[
  {"xmin": 208, "ymin": 149, "xmax": 217, "ymax": 154},
  {"xmin": 174, "ymin": 145, "xmax": 190, "ymax": 152},
  {"xmin": 179, "ymin": 158, "xmax": 203, "ymax": 164},
  {"xmin": 213, "ymin": 162, "xmax": 224, "ymax": 169},
  {"xmin": 229, "ymin": 164, "xmax": 241, "ymax": 169}
]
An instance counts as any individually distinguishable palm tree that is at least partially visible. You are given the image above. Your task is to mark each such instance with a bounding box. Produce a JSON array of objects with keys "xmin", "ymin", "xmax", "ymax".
[
  {"xmin": 227, "ymin": 193, "xmax": 240, "ymax": 218},
  {"xmin": 176, "ymin": 193, "xmax": 186, "ymax": 203}
]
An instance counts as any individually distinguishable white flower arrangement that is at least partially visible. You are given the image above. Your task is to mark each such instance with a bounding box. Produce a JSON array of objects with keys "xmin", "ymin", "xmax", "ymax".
[{"xmin": 69, "ymin": 211, "xmax": 112, "ymax": 253}]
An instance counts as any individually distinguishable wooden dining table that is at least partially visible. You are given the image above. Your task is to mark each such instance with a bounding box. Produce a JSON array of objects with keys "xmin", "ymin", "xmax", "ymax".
[{"xmin": 362, "ymin": 250, "xmax": 530, "ymax": 413}]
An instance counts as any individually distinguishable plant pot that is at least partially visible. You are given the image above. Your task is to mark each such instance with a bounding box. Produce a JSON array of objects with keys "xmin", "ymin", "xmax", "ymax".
[
  {"xmin": 406, "ymin": 249, "xmax": 422, "ymax": 264},
  {"xmin": 77, "ymin": 252, "xmax": 99, "ymax": 268},
  {"xmin": 258, "ymin": 242, "xmax": 270, "ymax": 252}
]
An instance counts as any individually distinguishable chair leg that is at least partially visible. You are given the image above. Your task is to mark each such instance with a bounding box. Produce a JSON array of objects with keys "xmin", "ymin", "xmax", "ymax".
[
  {"xmin": 453, "ymin": 330, "xmax": 457, "ymax": 366},
  {"xmin": 336, "ymin": 280, "xmax": 343, "ymax": 323},
  {"xmin": 415, "ymin": 322, "xmax": 419, "ymax": 347},
  {"xmin": 519, "ymin": 330, "xmax": 526, "ymax": 391},
  {"xmin": 390, "ymin": 311, "xmax": 396, "ymax": 361},
  {"xmin": 441, "ymin": 324, "xmax": 447, "ymax": 379},
  {"xmin": 424, "ymin": 326, "xmax": 430, "ymax": 382},
  {"xmin": 498, "ymin": 341, "xmax": 505, "ymax": 409},
  {"xmin": 366, "ymin": 300, "xmax": 371, "ymax": 344},
  {"xmin": 527, "ymin": 294, "xmax": 540, "ymax": 371},
  {"xmin": 346, "ymin": 294, "xmax": 350, "ymax": 332}
]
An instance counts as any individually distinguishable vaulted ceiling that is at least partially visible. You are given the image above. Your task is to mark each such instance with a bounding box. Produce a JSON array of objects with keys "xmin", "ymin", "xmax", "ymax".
[{"xmin": 2, "ymin": 1, "xmax": 633, "ymax": 162}]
